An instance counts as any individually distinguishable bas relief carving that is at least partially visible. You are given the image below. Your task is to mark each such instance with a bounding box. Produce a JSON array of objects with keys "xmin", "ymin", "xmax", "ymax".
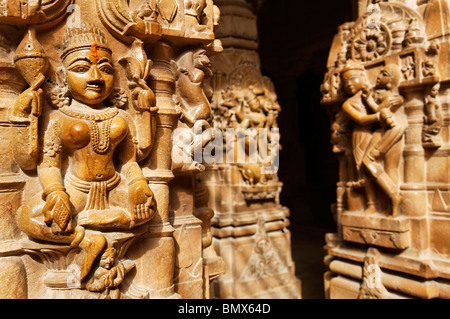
[
  {"xmin": 211, "ymin": 60, "xmax": 281, "ymax": 190},
  {"xmin": 0, "ymin": 0, "xmax": 224, "ymax": 299},
  {"xmin": 16, "ymin": 22, "xmax": 157, "ymax": 295},
  {"xmin": 322, "ymin": 0, "xmax": 450, "ymax": 299},
  {"xmin": 340, "ymin": 60, "xmax": 405, "ymax": 216}
]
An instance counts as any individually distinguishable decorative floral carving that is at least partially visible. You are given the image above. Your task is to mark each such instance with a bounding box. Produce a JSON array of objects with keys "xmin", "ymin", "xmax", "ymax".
[
  {"xmin": 401, "ymin": 55, "xmax": 415, "ymax": 80},
  {"xmin": 352, "ymin": 26, "xmax": 388, "ymax": 62}
]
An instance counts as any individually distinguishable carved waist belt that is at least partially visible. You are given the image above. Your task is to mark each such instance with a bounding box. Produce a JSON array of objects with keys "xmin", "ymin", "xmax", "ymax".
[{"xmin": 67, "ymin": 172, "xmax": 121, "ymax": 211}]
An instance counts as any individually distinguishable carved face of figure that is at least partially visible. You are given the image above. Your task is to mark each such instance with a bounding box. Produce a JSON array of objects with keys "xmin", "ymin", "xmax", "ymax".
[
  {"xmin": 342, "ymin": 70, "xmax": 365, "ymax": 96},
  {"xmin": 376, "ymin": 68, "xmax": 393, "ymax": 89},
  {"xmin": 376, "ymin": 64, "xmax": 400, "ymax": 90},
  {"xmin": 100, "ymin": 249, "xmax": 115, "ymax": 270},
  {"xmin": 193, "ymin": 49, "xmax": 211, "ymax": 70},
  {"xmin": 430, "ymin": 84, "xmax": 440, "ymax": 97},
  {"xmin": 64, "ymin": 48, "xmax": 115, "ymax": 107}
]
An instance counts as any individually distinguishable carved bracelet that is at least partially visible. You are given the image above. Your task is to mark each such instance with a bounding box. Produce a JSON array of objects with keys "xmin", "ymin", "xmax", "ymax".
[{"xmin": 42, "ymin": 185, "xmax": 67, "ymax": 200}]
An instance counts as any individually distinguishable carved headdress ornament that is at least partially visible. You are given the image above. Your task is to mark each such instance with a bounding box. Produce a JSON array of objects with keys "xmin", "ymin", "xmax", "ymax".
[
  {"xmin": 341, "ymin": 59, "xmax": 365, "ymax": 73},
  {"xmin": 61, "ymin": 22, "xmax": 111, "ymax": 61}
]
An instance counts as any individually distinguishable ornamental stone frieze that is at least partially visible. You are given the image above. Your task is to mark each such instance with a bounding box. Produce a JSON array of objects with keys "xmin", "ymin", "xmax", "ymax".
[
  {"xmin": 0, "ymin": 0, "xmax": 225, "ymax": 299},
  {"xmin": 321, "ymin": 0, "xmax": 450, "ymax": 298}
]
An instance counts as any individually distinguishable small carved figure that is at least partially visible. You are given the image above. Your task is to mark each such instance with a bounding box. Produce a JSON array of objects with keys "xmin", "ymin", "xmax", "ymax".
[
  {"xmin": 424, "ymin": 83, "xmax": 440, "ymax": 124},
  {"xmin": 235, "ymin": 86, "xmax": 267, "ymax": 130},
  {"xmin": 172, "ymin": 47, "xmax": 216, "ymax": 173},
  {"xmin": 86, "ymin": 247, "xmax": 135, "ymax": 299},
  {"xmin": 363, "ymin": 64, "xmax": 406, "ymax": 161},
  {"xmin": 184, "ymin": 0, "xmax": 208, "ymax": 32},
  {"xmin": 173, "ymin": 47, "xmax": 213, "ymax": 126},
  {"xmin": 119, "ymin": 38, "xmax": 159, "ymax": 161},
  {"xmin": 422, "ymin": 82, "xmax": 442, "ymax": 148},
  {"xmin": 15, "ymin": 23, "xmax": 157, "ymax": 281}
]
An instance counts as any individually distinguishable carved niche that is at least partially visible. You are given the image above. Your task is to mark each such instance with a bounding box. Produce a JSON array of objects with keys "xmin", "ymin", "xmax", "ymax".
[
  {"xmin": 0, "ymin": 0, "xmax": 224, "ymax": 299},
  {"xmin": 322, "ymin": 0, "xmax": 450, "ymax": 299}
]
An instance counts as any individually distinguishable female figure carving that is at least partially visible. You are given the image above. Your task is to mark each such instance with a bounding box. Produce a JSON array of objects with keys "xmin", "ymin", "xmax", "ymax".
[
  {"xmin": 15, "ymin": 23, "xmax": 157, "ymax": 281},
  {"xmin": 422, "ymin": 82, "xmax": 442, "ymax": 148}
]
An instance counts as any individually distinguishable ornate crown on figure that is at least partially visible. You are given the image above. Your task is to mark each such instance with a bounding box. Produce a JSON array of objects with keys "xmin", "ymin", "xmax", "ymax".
[
  {"xmin": 61, "ymin": 22, "xmax": 111, "ymax": 60},
  {"xmin": 341, "ymin": 59, "xmax": 365, "ymax": 73}
]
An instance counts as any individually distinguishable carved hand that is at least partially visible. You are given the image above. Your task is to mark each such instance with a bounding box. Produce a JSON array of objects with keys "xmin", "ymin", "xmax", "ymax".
[
  {"xmin": 389, "ymin": 95, "xmax": 404, "ymax": 111},
  {"xmin": 380, "ymin": 108, "xmax": 395, "ymax": 128},
  {"xmin": 135, "ymin": 88, "xmax": 157, "ymax": 112},
  {"xmin": 362, "ymin": 87, "xmax": 371, "ymax": 100},
  {"xmin": 12, "ymin": 73, "xmax": 45, "ymax": 120},
  {"xmin": 129, "ymin": 180, "xmax": 157, "ymax": 222},
  {"xmin": 42, "ymin": 190, "xmax": 73, "ymax": 234},
  {"xmin": 13, "ymin": 86, "xmax": 43, "ymax": 119}
]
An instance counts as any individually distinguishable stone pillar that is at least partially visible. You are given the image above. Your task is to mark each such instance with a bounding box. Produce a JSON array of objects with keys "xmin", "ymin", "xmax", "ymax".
[
  {"xmin": 203, "ymin": 0, "xmax": 301, "ymax": 299},
  {"xmin": 321, "ymin": 0, "xmax": 450, "ymax": 298},
  {"xmin": 0, "ymin": 0, "xmax": 223, "ymax": 299},
  {"xmin": 0, "ymin": 25, "xmax": 28, "ymax": 298},
  {"xmin": 128, "ymin": 40, "xmax": 179, "ymax": 299}
]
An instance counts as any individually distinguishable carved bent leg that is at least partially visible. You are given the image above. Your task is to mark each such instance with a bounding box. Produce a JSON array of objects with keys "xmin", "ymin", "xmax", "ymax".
[
  {"xmin": 361, "ymin": 119, "xmax": 407, "ymax": 216},
  {"xmin": 16, "ymin": 195, "xmax": 75, "ymax": 244},
  {"xmin": 363, "ymin": 175, "xmax": 378, "ymax": 215},
  {"xmin": 362, "ymin": 157, "xmax": 402, "ymax": 216},
  {"xmin": 15, "ymin": 195, "xmax": 106, "ymax": 281}
]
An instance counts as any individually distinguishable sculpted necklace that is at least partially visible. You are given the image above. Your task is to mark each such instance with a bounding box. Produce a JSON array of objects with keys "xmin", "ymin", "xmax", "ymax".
[{"xmin": 59, "ymin": 106, "xmax": 119, "ymax": 154}]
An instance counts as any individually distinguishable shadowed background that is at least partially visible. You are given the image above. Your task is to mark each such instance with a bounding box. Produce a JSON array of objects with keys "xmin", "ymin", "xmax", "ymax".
[{"xmin": 255, "ymin": 0, "xmax": 356, "ymax": 298}]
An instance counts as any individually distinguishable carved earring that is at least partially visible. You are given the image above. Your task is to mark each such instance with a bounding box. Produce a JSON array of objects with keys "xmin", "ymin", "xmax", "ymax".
[
  {"xmin": 49, "ymin": 84, "xmax": 71, "ymax": 109},
  {"xmin": 107, "ymin": 88, "xmax": 128, "ymax": 108},
  {"xmin": 49, "ymin": 68, "xmax": 71, "ymax": 109}
]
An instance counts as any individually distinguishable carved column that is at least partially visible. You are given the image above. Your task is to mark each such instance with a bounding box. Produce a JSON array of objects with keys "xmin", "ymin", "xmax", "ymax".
[
  {"xmin": 127, "ymin": 40, "xmax": 179, "ymax": 299},
  {"xmin": 0, "ymin": 24, "xmax": 28, "ymax": 299},
  {"xmin": 202, "ymin": 0, "xmax": 301, "ymax": 299},
  {"xmin": 322, "ymin": 0, "xmax": 450, "ymax": 298},
  {"xmin": 0, "ymin": 0, "xmax": 223, "ymax": 299}
]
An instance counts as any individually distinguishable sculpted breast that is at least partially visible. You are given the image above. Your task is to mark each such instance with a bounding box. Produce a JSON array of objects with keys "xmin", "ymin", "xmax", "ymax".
[
  {"xmin": 110, "ymin": 115, "xmax": 129, "ymax": 145},
  {"xmin": 61, "ymin": 118, "xmax": 91, "ymax": 149}
]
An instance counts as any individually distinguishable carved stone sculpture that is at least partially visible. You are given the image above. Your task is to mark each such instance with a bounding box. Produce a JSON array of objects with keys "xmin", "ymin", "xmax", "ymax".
[
  {"xmin": 16, "ymin": 23, "xmax": 157, "ymax": 286},
  {"xmin": 0, "ymin": 0, "xmax": 224, "ymax": 299},
  {"xmin": 322, "ymin": 0, "xmax": 450, "ymax": 299},
  {"xmin": 200, "ymin": 0, "xmax": 301, "ymax": 299}
]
